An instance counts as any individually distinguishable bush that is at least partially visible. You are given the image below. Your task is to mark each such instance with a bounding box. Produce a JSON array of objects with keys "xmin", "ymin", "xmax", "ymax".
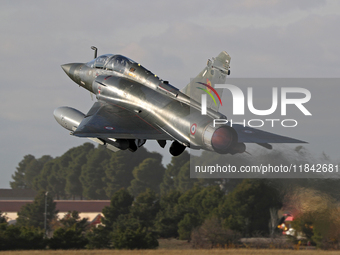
[
  {"xmin": 48, "ymin": 210, "xmax": 89, "ymax": 249},
  {"xmin": 0, "ymin": 224, "xmax": 45, "ymax": 250},
  {"xmin": 111, "ymin": 215, "xmax": 158, "ymax": 249},
  {"xmin": 178, "ymin": 213, "xmax": 201, "ymax": 240},
  {"xmin": 112, "ymin": 227, "xmax": 158, "ymax": 249},
  {"xmin": 49, "ymin": 226, "xmax": 88, "ymax": 249},
  {"xmin": 220, "ymin": 179, "xmax": 282, "ymax": 236},
  {"xmin": 191, "ymin": 217, "xmax": 240, "ymax": 248},
  {"xmin": 86, "ymin": 225, "xmax": 112, "ymax": 249}
]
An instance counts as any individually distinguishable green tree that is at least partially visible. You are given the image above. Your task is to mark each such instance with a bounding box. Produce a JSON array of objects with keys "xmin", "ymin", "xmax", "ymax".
[
  {"xmin": 88, "ymin": 188, "xmax": 160, "ymax": 249},
  {"xmin": 65, "ymin": 143, "xmax": 94, "ymax": 199},
  {"xmin": 219, "ymin": 179, "xmax": 282, "ymax": 236},
  {"xmin": 59, "ymin": 210, "xmax": 89, "ymax": 230},
  {"xmin": 128, "ymin": 155, "xmax": 165, "ymax": 196},
  {"xmin": 111, "ymin": 215, "xmax": 158, "ymax": 249},
  {"xmin": 178, "ymin": 213, "xmax": 201, "ymax": 240},
  {"xmin": 175, "ymin": 185, "xmax": 224, "ymax": 240},
  {"xmin": 32, "ymin": 143, "xmax": 94, "ymax": 199},
  {"xmin": 65, "ymin": 155, "xmax": 86, "ymax": 200},
  {"xmin": 174, "ymin": 161, "xmax": 197, "ymax": 192},
  {"xmin": 187, "ymin": 185, "xmax": 224, "ymax": 219},
  {"xmin": 16, "ymin": 191, "xmax": 58, "ymax": 231},
  {"xmin": 154, "ymin": 190, "xmax": 182, "ymax": 238},
  {"xmin": 49, "ymin": 226, "xmax": 88, "ymax": 249},
  {"xmin": 33, "ymin": 160, "xmax": 54, "ymax": 192},
  {"xmin": 160, "ymin": 151, "xmax": 190, "ymax": 195},
  {"xmin": 33, "ymin": 154, "xmax": 70, "ymax": 199},
  {"xmin": 130, "ymin": 188, "xmax": 160, "ymax": 229},
  {"xmin": 155, "ymin": 185, "xmax": 224, "ymax": 239},
  {"xmin": 86, "ymin": 225, "xmax": 112, "ymax": 249},
  {"xmin": 101, "ymin": 188, "xmax": 134, "ymax": 230},
  {"xmin": 49, "ymin": 211, "xmax": 89, "ymax": 249},
  {"xmin": 104, "ymin": 147, "xmax": 151, "ymax": 198},
  {"xmin": 11, "ymin": 154, "xmax": 52, "ymax": 189},
  {"xmin": 12, "ymin": 154, "xmax": 39, "ymax": 189},
  {"xmin": 47, "ymin": 157, "xmax": 68, "ymax": 199},
  {"xmin": 0, "ymin": 224, "xmax": 45, "ymax": 250},
  {"xmin": 80, "ymin": 145, "xmax": 111, "ymax": 199}
]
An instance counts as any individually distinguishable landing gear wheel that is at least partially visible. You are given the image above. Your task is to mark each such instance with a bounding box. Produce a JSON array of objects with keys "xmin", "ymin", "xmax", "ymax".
[
  {"xmin": 128, "ymin": 139, "xmax": 138, "ymax": 152},
  {"xmin": 169, "ymin": 141, "xmax": 186, "ymax": 156}
]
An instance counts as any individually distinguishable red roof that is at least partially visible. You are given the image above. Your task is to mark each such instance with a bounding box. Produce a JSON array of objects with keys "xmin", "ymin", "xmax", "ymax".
[
  {"xmin": 0, "ymin": 200, "xmax": 110, "ymax": 213},
  {"xmin": 90, "ymin": 214, "xmax": 103, "ymax": 226}
]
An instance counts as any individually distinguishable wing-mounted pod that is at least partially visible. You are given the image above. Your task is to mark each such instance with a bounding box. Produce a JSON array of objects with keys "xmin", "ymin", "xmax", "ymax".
[
  {"xmin": 202, "ymin": 124, "xmax": 245, "ymax": 155},
  {"xmin": 53, "ymin": 106, "xmax": 124, "ymax": 152},
  {"xmin": 53, "ymin": 106, "xmax": 85, "ymax": 132}
]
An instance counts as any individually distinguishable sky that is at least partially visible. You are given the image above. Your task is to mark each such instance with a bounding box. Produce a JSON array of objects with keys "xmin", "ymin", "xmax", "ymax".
[{"xmin": 1, "ymin": 0, "xmax": 340, "ymax": 188}]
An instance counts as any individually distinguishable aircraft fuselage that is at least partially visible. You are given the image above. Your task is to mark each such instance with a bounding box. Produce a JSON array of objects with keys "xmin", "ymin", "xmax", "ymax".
[
  {"xmin": 60, "ymin": 57, "xmax": 236, "ymax": 155},
  {"xmin": 55, "ymin": 51, "xmax": 305, "ymax": 156}
]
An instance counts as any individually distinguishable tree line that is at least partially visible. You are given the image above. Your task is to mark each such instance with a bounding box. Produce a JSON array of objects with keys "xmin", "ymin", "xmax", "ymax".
[
  {"xmin": 11, "ymin": 143, "xmax": 171, "ymax": 199},
  {"xmin": 10, "ymin": 142, "xmax": 247, "ymax": 199},
  {"xmin": 1, "ymin": 179, "xmax": 282, "ymax": 250},
  {"xmin": 6, "ymin": 143, "xmax": 340, "ymax": 250}
]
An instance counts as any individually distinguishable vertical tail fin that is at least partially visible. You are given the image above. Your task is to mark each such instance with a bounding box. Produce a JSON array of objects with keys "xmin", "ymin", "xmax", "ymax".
[{"xmin": 181, "ymin": 51, "xmax": 231, "ymax": 111}]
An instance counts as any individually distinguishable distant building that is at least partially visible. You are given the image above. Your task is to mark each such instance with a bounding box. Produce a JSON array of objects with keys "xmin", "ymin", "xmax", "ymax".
[
  {"xmin": 0, "ymin": 189, "xmax": 110, "ymax": 225},
  {"xmin": 0, "ymin": 200, "xmax": 110, "ymax": 224},
  {"xmin": 55, "ymin": 200, "xmax": 110, "ymax": 223}
]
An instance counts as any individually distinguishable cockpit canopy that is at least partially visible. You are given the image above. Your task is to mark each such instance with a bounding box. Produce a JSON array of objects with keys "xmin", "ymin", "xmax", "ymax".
[{"xmin": 86, "ymin": 54, "xmax": 136, "ymax": 73}]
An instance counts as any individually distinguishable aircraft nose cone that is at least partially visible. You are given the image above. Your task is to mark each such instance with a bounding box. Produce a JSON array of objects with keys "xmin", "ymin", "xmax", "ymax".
[
  {"xmin": 61, "ymin": 63, "xmax": 83, "ymax": 84},
  {"xmin": 61, "ymin": 63, "xmax": 73, "ymax": 76}
]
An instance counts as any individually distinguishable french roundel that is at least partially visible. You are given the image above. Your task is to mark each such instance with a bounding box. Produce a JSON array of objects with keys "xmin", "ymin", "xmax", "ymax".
[{"xmin": 190, "ymin": 123, "xmax": 197, "ymax": 135}]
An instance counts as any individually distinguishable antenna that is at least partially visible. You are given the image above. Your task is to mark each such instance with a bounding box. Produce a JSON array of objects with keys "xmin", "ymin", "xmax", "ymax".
[{"xmin": 91, "ymin": 46, "xmax": 97, "ymax": 59}]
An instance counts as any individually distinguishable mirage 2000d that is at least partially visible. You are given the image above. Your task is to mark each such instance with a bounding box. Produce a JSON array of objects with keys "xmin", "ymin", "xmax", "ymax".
[{"xmin": 54, "ymin": 47, "xmax": 305, "ymax": 156}]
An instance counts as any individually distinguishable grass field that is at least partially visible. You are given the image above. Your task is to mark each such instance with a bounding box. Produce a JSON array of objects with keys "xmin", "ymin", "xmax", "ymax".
[
  {"xmin": 0, "ymin": 239, "xmax": 337, "ymax": 255},
  {"xmin": 1, "ymin": 249, "xmax": 340, "ymax": 255}
]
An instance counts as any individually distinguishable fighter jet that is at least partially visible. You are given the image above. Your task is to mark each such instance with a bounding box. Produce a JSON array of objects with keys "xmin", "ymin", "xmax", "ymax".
[{"xmin": 54, "ymin": 47, "xmax": 305, "ymax": 156}]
